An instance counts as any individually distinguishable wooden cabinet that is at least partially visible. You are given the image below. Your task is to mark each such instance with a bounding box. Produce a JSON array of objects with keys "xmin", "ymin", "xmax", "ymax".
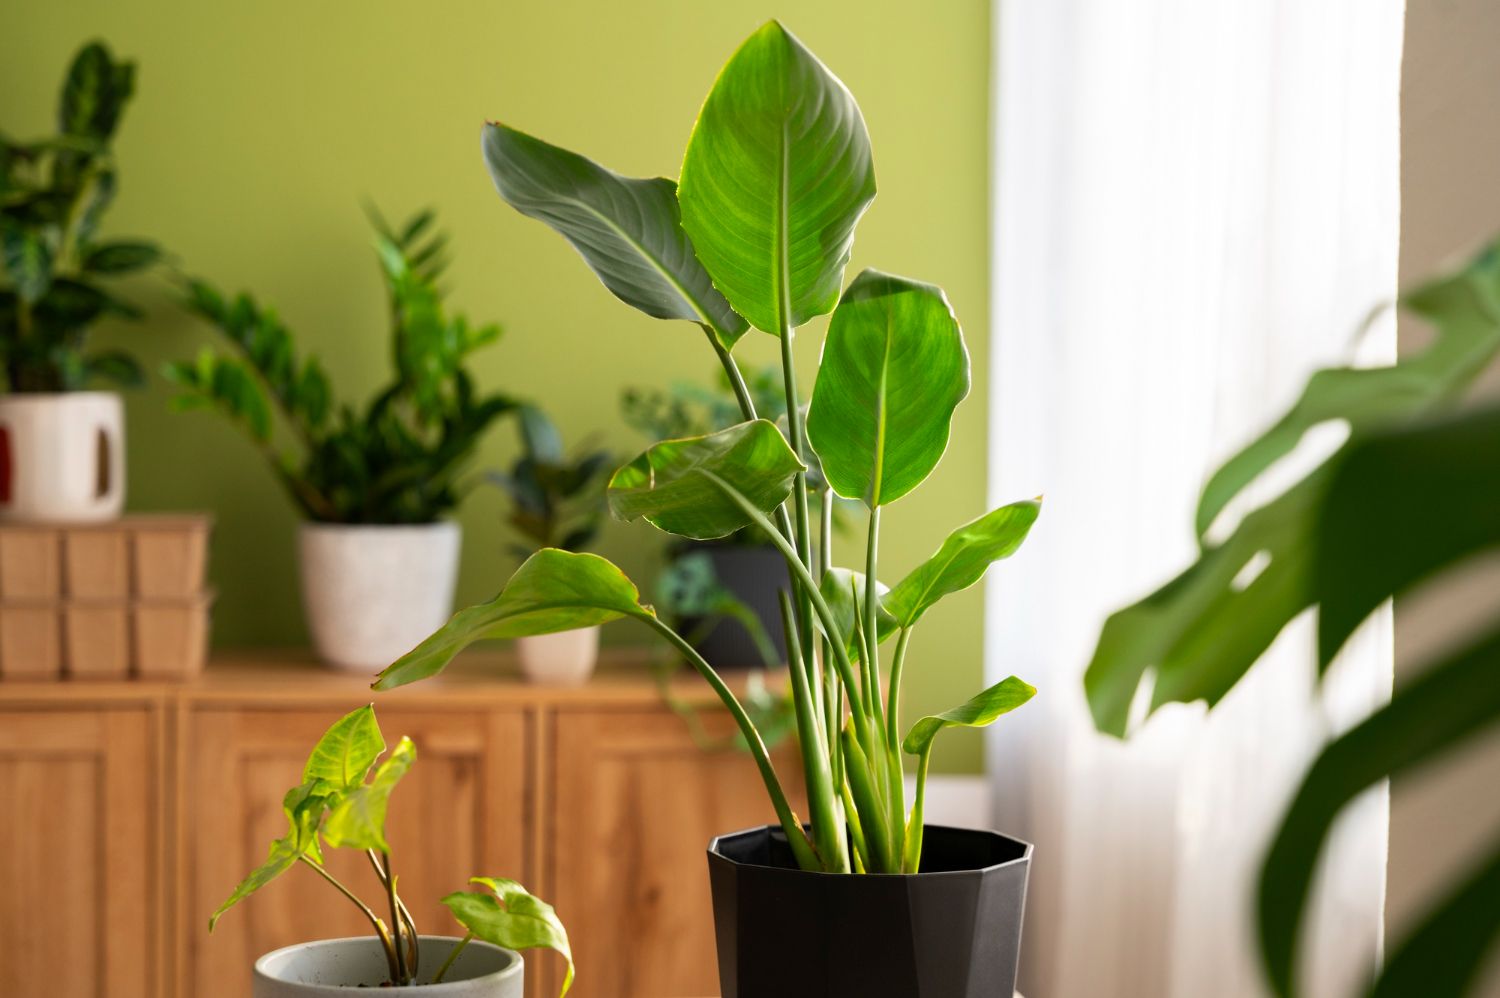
[
  {"xmin": 0, "ymin": 653, "xmax": 783, "ymax": 998},
  {"xmin": 0, "ymin": 699, "xmax": 164, "ymax": 998}
]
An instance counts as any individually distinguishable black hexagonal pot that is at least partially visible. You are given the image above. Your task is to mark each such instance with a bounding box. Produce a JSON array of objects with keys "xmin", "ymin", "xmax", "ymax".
[{"xmin": 707, "ymin": 824, "xmax": 1031, "ymax": 998}]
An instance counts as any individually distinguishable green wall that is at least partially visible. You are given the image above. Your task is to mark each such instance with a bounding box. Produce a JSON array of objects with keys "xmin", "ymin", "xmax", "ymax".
[{"xmin": 0, "ymin": 1, "xmax": 993, "ymax": 772}]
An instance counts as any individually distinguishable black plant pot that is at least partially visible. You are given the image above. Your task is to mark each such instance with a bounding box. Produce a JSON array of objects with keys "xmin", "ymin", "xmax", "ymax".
[
  {"xmin": 682, "ymin": 543, "xmax": 791, "ymax": 668},
  {"xmin": 708, "ymin": 824, "xmax": 1031, "ymax": 998}
]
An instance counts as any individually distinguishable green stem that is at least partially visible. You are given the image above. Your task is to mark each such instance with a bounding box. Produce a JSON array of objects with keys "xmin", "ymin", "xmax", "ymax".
[
  {"xmin": 842, "ymin": 725, "xmax": 895, "ymax": 872},
  {"xmin": 431, "ymin": 931, "xmax": 474, "ymax": 986},
  {"xmin": 904, "ymin": 749, "xmax": 931, "ymax": 874},
  {"xmin": 886, "ymin": 628, "xmax": 911, "ymax": 753},
  {"xmin": 699, "ymin": 471, "xmax": 871, "ymax": 745},
  {"xmin": 381, "ymin": 851, "xmax": 409, "ymax": 985},
  {"xmin": 779, "ymin": 590, "xmax": 847, "ymax": 873},
  {"xmin": 778, "ymin": 323, "xmax": 818, "ymax": 689},
  {"xmin": 702, "ymin": 323, "xmax": 758, "ymax": 422},
  {"xmin": 367, "ymin": 849, "xmax": 419, "ymax": 977},
  {"xmin": 641, "ymin": 614, "xmax": 821, "ymax": 871},
  {"xmin": 841, "ymin": 779, "xmax": 872, "ymax": 873},
  {"xmin": 299, "ymin": 856, "xmax": 399, "ymax": 982}
]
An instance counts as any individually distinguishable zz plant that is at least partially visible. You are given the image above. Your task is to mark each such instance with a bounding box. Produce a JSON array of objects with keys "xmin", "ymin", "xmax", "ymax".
[
  {"xmin": 374, "ymin": 21, "xmax": 1039, "ymax": 876},
  {"xmin": 210, "ymin": 705, "xmax": 573, "ymax": 992}
]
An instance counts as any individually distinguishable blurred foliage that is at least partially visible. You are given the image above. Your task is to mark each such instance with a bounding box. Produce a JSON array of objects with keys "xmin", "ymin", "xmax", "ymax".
[{"xmin": 488, "ymin": 403, "xmax": 613, "ymax": 557}]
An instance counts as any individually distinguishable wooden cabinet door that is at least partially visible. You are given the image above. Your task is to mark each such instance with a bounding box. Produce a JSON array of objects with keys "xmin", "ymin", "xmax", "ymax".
[
  {"xmin": 182, "ymin": 707, "xmax": 529, "ymax": 998},
  {"xmin": 547, "ymin": 707, "xmax": 805, "ymax": 998},
  {"xmin": 0, "ymin": 705, "xmax": 162, "ymax": 998}
]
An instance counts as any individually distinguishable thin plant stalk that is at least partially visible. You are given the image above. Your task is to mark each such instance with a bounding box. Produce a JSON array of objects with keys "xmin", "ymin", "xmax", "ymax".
[
  {"xmin": 779, "ymin": 589, "xmax": 848, "ymax": 873},
  {"xmin": 298, "ymin": 856, "xmax": 400, "ymax": 981},
  {"xmin": 431, "ymin": 931, "xmax": 474, "ymax": 986},
  {"xmin": 368, "ymin": 849, "xmax": 419, "ymax": 977},
  {"xmin": 381, "ymin": 851, "xmax": 409, "ymax": 985}
]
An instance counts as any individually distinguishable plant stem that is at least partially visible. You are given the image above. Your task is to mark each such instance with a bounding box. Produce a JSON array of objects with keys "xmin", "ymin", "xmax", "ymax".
[
  {"xmin": 702, "ymin": 323, "xmax": 758, "ymax": 422},
  {"xmin": 298, "ymin": 856, "xmax": 399, "ymax": 981},
  {"xmin": 904, "ymin": 748, "xmax": 932, "ymax": 873},
  {"xmin": 777, "ymin": 324, "xmax": 818, "ymax": 687},
  {"xmin": 367, "ymin": 850, "xmax": 419, "ymax": 977},
  {"xmin": 862, "ymin": 507, "xmax": 887, "ymax": 739},
  {"xmin": 642, "ymin": 614, "xmax": 821, "ymax": 871},
  {"xmin": 780, "ymin": 590, "xmax": 847, "ymax": 873},
  {"xmin": 431, "ymin": 931, "xmax": 474, "ymax": 986},
  {"xmin": 841, "ymin": 726, "xmax": 895, "ymax": 872},
  {"xmin": 381, "ymin": 852, "xmax": 409, "ymax": 985},
  {"xmin": 886, "ymin": 628, "xmax": 911, "ymax": 753}
]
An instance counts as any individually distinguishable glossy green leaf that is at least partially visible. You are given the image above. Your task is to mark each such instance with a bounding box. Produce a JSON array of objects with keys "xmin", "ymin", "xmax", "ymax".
[
  {"xmin": 442, "ymin": 877, "xmax": 574, "ymax": 997},
  {"xmin": 606, "ymin": 420, "xmax": 803, "ymax": 539},
  {"xmin": 1258, "ymin": 624, "xmax": 1500, "ymax": 998},
  {"xmin": 59, "ymin": 42, "xmax": 133, "ymax": 141},
  {"xmin": 302, "ymin": 705, "xmax": 385, "ymax": 790},
  {"xmin": 817, "ymin": 567, "xmax": 898, "ymax": 653},
  {"xmin": 678, "ymin": 20, "xmax": 876, "ymax": 335},
  {"xmin": 321, "ymin": 737, "xmax": 416, "ymax": 852},
  {"xmin": 901, "ymin": 676, "xmax": 1036, "ymax": 757},
  {"xmin": 208, "ymin": 778, "xmax": 334, "ymax": 931},
  {"xmin": 1084, "ymin": 239, "xmax": 1500, "ymax": 738},
  {"xmin": 374, "ymin": 550, "xmax": 653, "ymax": 690},
  {"xmin": 886, "ymin": 499, "xmax": 1040, "ymax": 627},
  {"xmin": 806, "ymin": 269, "xmax": 970, "ymax": 506},
  {"xmin": 481, "ymin": 123, "xmax": 748, "ymax": 349},
  {"xmin": 1315, "ymin": 404, "xmax": 1500, "ymax": 666},
  {"xmin": 81, "ymin": 240, "xmax": 161, "ymax": 275},
  {"xmin": 2, "ymin": 227, "xmax": 52, "ymax": 303}
]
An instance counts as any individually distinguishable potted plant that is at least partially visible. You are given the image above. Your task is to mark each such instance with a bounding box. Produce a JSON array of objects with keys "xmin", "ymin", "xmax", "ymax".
[
  {"xmin": 375, "ymin": 22, "xmax": 1041, "ymax": 997},
  {"xmin": 0, "ymin": 41, "xmax": 166, "ymax": 522},
  {"xmin": 486, "ymin": 403, "xmax": 611, "ymax": 684},
  {"xmin": 210, "ymin": 704, "xmax": 572, "ymax": 995},
  {"xmin": 166, "ymin": 206, "xmax": 515, "ymax": 671}
]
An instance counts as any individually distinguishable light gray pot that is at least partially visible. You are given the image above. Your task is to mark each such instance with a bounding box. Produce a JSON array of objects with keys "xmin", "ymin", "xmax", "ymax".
[{"xmin": 252, "ymin": 936, "xmax": 522, "ymax": 996}]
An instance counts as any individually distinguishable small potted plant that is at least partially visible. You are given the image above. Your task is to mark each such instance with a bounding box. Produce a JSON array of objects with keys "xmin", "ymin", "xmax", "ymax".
[
  {"xmin": 0, "ymin": 41, "xmax": 166, "ymax": 522},
  {"xmin": 210, "ymin": 704, "xmax": 572, "ymax": 995},
  {"xmin": 486, "ymin": 403, "xmax": 611, "ymax": 684},
  {"xmin": 376, "ymin": 21, "xmax": 1041, "ymax": 998},
  {"xmin": 165, "ymin": 206, "xmax": 515, "ymax": 671}
]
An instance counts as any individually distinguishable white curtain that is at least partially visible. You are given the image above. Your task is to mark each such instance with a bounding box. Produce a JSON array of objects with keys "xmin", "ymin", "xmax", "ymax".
[{"xmin": 985, "ymin": 2, "xmax": 1404, "ymax": 997}]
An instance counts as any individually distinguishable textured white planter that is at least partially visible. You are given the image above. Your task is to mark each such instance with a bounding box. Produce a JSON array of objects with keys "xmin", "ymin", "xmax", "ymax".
[
  {"xmin": 252, "ymin": 935, "xmax": 522, "ymax": 996},
  {"xmin": 0, "ymin": 391, "xmax": 125, "ymax": 522},
  {"xmin": 516, "ymin": 625, "xmax": 600, "ymax": 686},
  {"xmin": 299, "ymin": 522, "xmax": 461, "ymax": 673}
]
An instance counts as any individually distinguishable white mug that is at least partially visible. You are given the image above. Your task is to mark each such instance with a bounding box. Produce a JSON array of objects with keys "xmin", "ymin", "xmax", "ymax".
[{"xmin": 0, "ymin": 392, "xmax": 126, "ymax": 523}]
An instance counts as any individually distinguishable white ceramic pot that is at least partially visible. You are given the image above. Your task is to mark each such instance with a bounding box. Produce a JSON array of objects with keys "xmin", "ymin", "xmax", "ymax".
[
  {"xmin": 253, "ymin": 935, "xmax": 522, "ymax": 996},
  {"xmin": 0, "ymin": 391, "xmax": 125, "ymax": 522},
  {"xmin": 516, "ymin": 625, "xmax": 600, "ymax": 686},
  {"xmin": 299, "ymin": 521, "xmax": 461, "ymax": 673}
]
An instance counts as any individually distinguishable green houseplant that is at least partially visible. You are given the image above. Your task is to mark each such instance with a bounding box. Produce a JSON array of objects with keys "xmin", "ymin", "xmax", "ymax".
[
  {"xmin": 167, "ymin": 206, "xmax": 516, "ymax": 670},
  {"xmin": 374, "ymin": 21, "xmax": 1039, "ymax": 997},
  {"xmin": 212, "ymin": 704, "xmax": 572, "ymax": 994},
  {"xmin": 0, "ymin": 41, "xmax": 166, "ymax": 522},
  {"xmin": 1083, "ymin": 239, "xmax": 1500, "ymax": 998}
]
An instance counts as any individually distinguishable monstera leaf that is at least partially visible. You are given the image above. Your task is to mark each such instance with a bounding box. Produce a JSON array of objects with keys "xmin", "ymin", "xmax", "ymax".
[
  {"xmin": 678, "ymin": 20, "xmax": 876, "ymax": 335},
  {"xmin": 806, "ymin": 269, "xmax": 970, "ymax": 507},
  {"xmin": 481, "ymin": 124, "xmax": 747, "ymax": 349},
  {"xmin": 607, "ymin": 420, "xmax": 803, "ymax": 539}
]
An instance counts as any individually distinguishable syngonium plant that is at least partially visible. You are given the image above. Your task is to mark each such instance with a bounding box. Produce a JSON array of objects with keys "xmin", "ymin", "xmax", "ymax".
[
  {"xmin": 210, "ymin": 705, "xmax": 573, "ymax": 992},
  {"xmin": 373, "ymin": 21, "xmax": 1040, "ymax": 876}
]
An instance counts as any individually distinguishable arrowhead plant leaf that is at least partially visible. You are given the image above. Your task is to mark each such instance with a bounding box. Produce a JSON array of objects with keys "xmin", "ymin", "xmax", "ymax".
[
  {"xmin": 481, "ymin": 123, "xmax": 748, "ymax": 349},
  {"xmin": 607, "ymin": 419, "xmax": 803, "ymax": 539},
  {"xmin": 902, "ymin": 676, "xmax": 1037, "ymax": 757},
  {"xmin": 442, "ymin": 877, "xmax": 575, "ymax": 997},
  {"xmin": 208, "ymin": 778, "xmax": 336, "ymax": 931},
  {"xmin": 302, "ymin": 705, "xmax": 386, "ymax": 789},
  {"xmin": 886, "ymin": 499, "xmax": 1041, "ymax": 627},
  {"xmin": 678, "ymin": 20, "xmax": 876, "ymax": 335},
  {"xmin": 321, "ymin": 737, "xmax": 417, "ymax": 852},
  {"xmin": 806, "ymin": 269, "xmax": 970, "ymax": 506},
  {"xmin": 374, "ymin": 550, "xmax": 655, "ymax": 690}
]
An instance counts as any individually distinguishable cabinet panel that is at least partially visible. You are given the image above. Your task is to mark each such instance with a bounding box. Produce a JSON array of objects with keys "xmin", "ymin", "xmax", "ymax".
[
  {"xmin": 183, "ymin": 707, "xmax": 529, "ymax": 998},
  {"xmin": 0, "ymin": 706, "xmax": 159, "ymax": 998},
  {"xmin": 548, "ymin": 708, "xmax": 805, "ymax": 998}
]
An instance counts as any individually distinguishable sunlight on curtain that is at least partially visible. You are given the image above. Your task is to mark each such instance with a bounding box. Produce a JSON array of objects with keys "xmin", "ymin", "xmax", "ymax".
[{"xmin": 985, "ymin": 1, "xmax": 1404, "ymax": 996}]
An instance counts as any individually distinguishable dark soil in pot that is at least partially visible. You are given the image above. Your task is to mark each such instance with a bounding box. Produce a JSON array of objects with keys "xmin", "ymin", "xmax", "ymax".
[{"xmin": 708, "ymin": 824, "xmax": 1031, "ymax": 998}]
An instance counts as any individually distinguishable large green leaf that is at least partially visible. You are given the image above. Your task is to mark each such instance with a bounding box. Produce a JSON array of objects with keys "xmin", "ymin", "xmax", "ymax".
[
  {"xmin": 806, "ymin": 269, "xmax": 970, "ymax": 506},
  {"xmin": 1084, "ymin": 240, "xmax": 1500, "ymax": 738},
  {"xmin": 302, "ymin": 705, "xmax": 385, "ymax": 790},
  {"xmin": 1315, "ymin": 404, "xmax": 1500, "ymax": 666},
  {"xmin": 480, "ymin": 124, "xmax": 748, "ymax": 349},
  {"xmin": 442, "ymin": 877, "xmax": 574, "ymax": 997},
  {"xmin": 59, "ymin": 42, "xmax": 133, "ymax": 141},
  {"xmin": 901, "ymin": 676, "xmax": 1036, "ymax": 757},
  {"xmin": 208, "ymin": 778, "xmax": 334, "ymax": 931},
  {"xmin": 322, "ymin": 736, "xmax": 416, "ymax": 852},
  {"xmin": 373, "ymin": 550, "xmax": 653, "ymax": 690},
  {"xmin": 886, "ymin": 499, "xmax": 1040, "ymax": 627},
  {"xmin": 1258, "ymin": 624, "xmax": 1500, "ymax": 998},
  {"xmin": 817, "ymin": 567, "xmax": 898, "ymax": 653},
  {"xmin": 678, "ymin": 20, "xmax": 876, "ymax": 335},
  {"xmin": 1, "ymin": 227, "xmax": 53, "ymax": 303},
  {"xmin": 606, "ymin": 419, "xmax": 803, "ymax": 539}
]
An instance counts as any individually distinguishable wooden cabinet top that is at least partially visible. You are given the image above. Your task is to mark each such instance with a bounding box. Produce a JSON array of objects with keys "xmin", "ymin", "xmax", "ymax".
[{"xmin": 0, "ymin": 647, "xmax": 764, "ymax": 710}]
